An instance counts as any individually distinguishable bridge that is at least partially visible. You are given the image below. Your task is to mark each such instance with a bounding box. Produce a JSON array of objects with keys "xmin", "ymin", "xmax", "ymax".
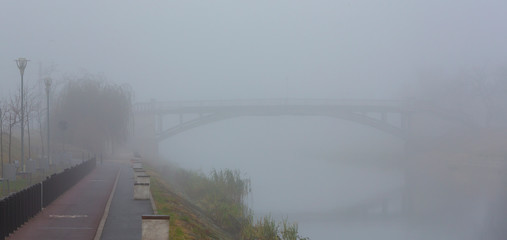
[
  {"xmin": 133, "ymin": 98, "xmax": 471, "ymax": 143},
  {"xmin": 131, "ymin": 98, "xmax": 474, "ymax": 218},
  {"xmin": 133, "ymin": 99, "xmax": 415, "ymax": 142}
]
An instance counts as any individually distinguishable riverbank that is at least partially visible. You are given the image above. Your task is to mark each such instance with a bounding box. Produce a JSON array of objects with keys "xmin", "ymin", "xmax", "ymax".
[
  {"xmin": 146, "ymin": 162, "xmax": 234, "ymax": 240},
  {"xmin": 145, "ymin": 160, "xmax": 310, "ymax": 240}
]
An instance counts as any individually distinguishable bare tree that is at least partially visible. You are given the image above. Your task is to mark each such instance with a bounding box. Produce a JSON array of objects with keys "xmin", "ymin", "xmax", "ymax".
[
  {"xmin": 0, "ymin": 101, "xmax": 6, "ymax": 177},
  {"xmin": 34, "ymin": 96, "xmax": 45, "ymax": 158},
  {"xmin": 8, "ymin": 94, "xmax": 21, "ymax": 164},
  {"xmin": 407, "ymin": 67, "xmax": 507, "ymax": 127},
  {"xmin": 24, "ymin": 84, "xmax": 40, "ymax": 160}
]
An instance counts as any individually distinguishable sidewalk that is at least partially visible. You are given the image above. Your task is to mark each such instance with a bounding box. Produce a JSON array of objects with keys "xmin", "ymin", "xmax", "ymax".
[
  {"xmin": 7, "ymin": 162, "xmax": 120, "ymax": 240},
  {"xmin": 99, "ymin": 164, "xmax": 154, "ymax": 240}
]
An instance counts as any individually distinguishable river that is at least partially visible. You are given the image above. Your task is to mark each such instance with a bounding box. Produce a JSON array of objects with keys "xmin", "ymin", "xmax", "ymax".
[{"xmin": 159, "ymin": 117, "xmax": 487, "ymax": 239}]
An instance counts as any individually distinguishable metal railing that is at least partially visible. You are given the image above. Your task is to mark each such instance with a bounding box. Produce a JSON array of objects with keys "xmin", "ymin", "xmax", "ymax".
[
  {"xmin": 0, "ymin": 183, "xmax": 41, "ymax": 240},
  {"xmin": 0, "ymin": 158, "xmax": 96, "ymax": 239},
  {"xmin": 133, "ymin": 98, "xmax": 404, "ymax": 113},
  {"xmin": 42, "ymin": 158, "xmax": 96, "ymax": 207}
]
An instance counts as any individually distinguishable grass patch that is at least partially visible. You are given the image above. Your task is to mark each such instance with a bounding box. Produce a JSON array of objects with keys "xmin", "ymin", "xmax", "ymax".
[
  {"xmin": 146, "ymin": 161, "xmax": 310, "ymax": 240},
  {"xmin": 147, "ymin": 168, "xmax": 231, "ymax": 240}
]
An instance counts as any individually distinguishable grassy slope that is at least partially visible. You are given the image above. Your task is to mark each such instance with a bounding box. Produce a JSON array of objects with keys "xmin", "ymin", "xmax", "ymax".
[
  {"xmin": 1, "ymin": 133, "xmax": 22, "ymax": 165},
  {"xmin": 0, "ymin": 132, "xmax": 87, "ymax": 197},
  {"xmin": 1, "ymin": 133, "xmax": 24, "ymax": 197},
  {"xmin": 146, "ymin": 164, "xmax": 234, "ymax": 240}
]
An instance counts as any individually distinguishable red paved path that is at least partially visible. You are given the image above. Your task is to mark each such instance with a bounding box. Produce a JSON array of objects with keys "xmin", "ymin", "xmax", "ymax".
[{"xmin": 7, "ymin": 162, "xmax": 120, "ymax": 240}]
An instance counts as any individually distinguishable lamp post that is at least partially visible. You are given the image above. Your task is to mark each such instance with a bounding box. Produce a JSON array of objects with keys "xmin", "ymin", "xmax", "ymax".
[
  {"xmin": 44, "ymin": 77, "xmax": 52, "ymax": 166},
  {"xmin": 15, "ymin": 58, "xmax": 29, "ymax": 172},
  {"xmin": 0, "ymin": 104, "xmax": 3, "ymax": 178},
  {"xmin": 58, "ymin": 120, "xmax": 67, "ymax": 152}
]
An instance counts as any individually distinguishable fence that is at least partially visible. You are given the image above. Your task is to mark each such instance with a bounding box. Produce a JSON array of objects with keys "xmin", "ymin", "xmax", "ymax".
[{"xmin": 0, "ymin": 158, "xmax": 96, "ymax": 239}]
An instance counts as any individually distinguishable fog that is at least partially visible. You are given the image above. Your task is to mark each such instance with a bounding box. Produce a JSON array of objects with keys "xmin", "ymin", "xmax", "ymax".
[
  {"xmin": 3, "ymin": 0, "xmax": 507, "ymax": 101},
  {"xmin": 2, "ymin": 0, "xmax": 507, "ymax": 239},
  {"xmin": 160, "ymin": 116, "xmax": 406, "ymax": 238}
]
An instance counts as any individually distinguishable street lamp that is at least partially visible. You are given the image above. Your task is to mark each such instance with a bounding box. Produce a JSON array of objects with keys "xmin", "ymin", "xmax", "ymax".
[
  {"xmin": 15, "ymin": 58, "xmax": 29, "ymax": 172},
  {"xmin": 0, "ymin": 104, "xmax": 3, "ymax": 178},
  {"xmin": 44, "ymin": 77, "xmax": 52, "ymax": 166},
  {"xmin": 58, "ymin": 120, "xmax": 68, "ymax": 152}
]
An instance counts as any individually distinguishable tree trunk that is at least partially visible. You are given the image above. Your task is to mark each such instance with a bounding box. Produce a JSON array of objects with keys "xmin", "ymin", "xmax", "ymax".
[
  {"xmin": 39, "ymin": 112, "xmax": 44, "ymax": 157},
  {"xmin": 27, "ymin": 114, "xmax": 31, "ymax": 160},
  {"xmin": 1, "ymin": 115, "xmax": 3, "ymax": 177},
  {"xmin": 8, "ymin": 114, "xmax": 12, "ymax": 164}
]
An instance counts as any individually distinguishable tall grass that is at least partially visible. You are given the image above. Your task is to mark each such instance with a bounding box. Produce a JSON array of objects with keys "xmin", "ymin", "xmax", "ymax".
[
  {"xmin": 152, "ymin": 162, "xmax": 309, "ymax": 239},
  {"xmin": 240, "ymin": 215, "xmax": 309, "ymax": 240}
]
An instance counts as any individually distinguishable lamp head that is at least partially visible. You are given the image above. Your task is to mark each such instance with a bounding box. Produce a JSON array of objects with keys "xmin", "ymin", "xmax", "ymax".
[
  {"xmin": 44, "ymin": 77, "xmax": 52, "ymax": 89},
  {"xmin": 15, "ymin": 58, "xmax": 29, "ymax": 74}
]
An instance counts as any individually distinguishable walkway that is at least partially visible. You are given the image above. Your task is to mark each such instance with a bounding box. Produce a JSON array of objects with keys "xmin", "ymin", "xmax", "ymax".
[
  {"xmin": 100, "ymin": 163, "xmax": 153, "ymax": 240},
  {"xmin": 6, "ymin": 153, "xmax": 154, "ymax": 240},
  {"xmin": 7, "ymin": 162, "xmax": 120, "ymax": 240}
]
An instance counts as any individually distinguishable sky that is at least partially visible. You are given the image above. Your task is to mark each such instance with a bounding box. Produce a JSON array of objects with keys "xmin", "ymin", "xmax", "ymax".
[
  {"xmin": 2, "ymin": 0, "xmax": 507, "ymax": 102},
  {"xmin": 2, "ymin": 1, "xmax": 507, "ymax": 238}
]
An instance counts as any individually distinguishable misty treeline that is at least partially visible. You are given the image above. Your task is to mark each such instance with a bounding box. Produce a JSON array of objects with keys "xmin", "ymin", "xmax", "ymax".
[
  {"xmin": 53, "ymin": 74, "xmax": 132, "ymax": 154},
  {"xmin": 158, "ymin": 164, "xmax": 308, "ymax": 239},
  {"xmin": 1, "ymin": 72, "xmax": 132, "ymax": 168},
  {"xmin": 408, "ymin": 67, "xmax": 507, "ymax": 127}
]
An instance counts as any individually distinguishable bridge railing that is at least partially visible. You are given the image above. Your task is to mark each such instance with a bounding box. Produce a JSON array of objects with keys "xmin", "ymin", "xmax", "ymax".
[{"xmin": 133, "ymin": 98, "xmax": 404, "ymax": 113}]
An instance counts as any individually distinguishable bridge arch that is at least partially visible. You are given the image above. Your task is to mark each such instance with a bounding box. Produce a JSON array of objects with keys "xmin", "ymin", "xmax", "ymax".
[
  {"xmin": 132, "ymin": 99, "xmax": 474, "ymax": 143},
  {"xmin": 133, "ymin": 99, "xmax": 420, "ymax": 143},
  {"xmin": 155, "ymin": 110, "xmax": 408, "ymax": 142}
]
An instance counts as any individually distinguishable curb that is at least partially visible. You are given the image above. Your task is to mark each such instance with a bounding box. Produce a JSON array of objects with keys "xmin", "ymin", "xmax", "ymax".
[
  {"xmin": 149, "ymin": 190, "xmax": 158, "ymax": 215},
  {"xmin": 93, "ymin": 166, "xmax": 121, "ymax": 240}
]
